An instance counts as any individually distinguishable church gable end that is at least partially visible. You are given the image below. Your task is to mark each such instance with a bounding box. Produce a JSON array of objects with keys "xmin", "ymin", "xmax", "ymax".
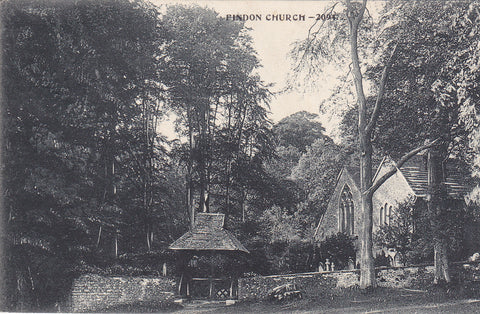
[{"xmin": 315, "ymin": 168, "xmax": 362, "ymax": 241}]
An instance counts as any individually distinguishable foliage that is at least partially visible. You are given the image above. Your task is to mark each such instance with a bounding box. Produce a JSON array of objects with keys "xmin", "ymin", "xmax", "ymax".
[
  {"xmin": 317, "ymin": 232, "xmax": 356, "ymax": 270},
  {"xmin": 291, "ymin": 138, "xmax": 346, "ymax": 222},
  {"xmin": 246, "ymin": 240, "xmax": 317, "ymax": 275},
  {"xmin": 2, "ymin": 1, "xmax": 273, "ymax": 310},
  {"xmin": 3, "ymin": 0, "xmax": 173, "ymax": 309},
  {"xmin": 162, "ymin": 5, "xmax": 273, "ymax": 223},
  {"xmin": 264, "ymin": 145, "xmax": 302, "ymax": 180},
  {"xmin": 374, "ymin": 198, "xmax": 471, "ymax": 265},
  {"xmin": 374, "ymin": 199, "xmax": 428, "ymax": 265},
  {"xmin": 273, "ymin": 111, "xmax": 327, "ymax": 152},
  {"xmin": 260, "ymin": 205, "xmax": 302, "ymax": 243}
]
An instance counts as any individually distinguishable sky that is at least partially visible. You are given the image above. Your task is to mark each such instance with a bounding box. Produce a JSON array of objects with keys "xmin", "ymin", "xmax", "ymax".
[{"xmin": 151, "ymin": 0, "xmax": 346, "ymax": 139}]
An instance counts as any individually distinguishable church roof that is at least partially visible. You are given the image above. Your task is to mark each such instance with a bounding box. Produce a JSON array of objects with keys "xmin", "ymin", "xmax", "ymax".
[
  {"xmin": 169, "ymin": 213, "xmax": 249, "ymax": 253},
  {"xmin": 399, "ymin": 155, "xmax": 468, "ymax": 198},
  {"xmin": 344, "ymin": 154, "xmax": 469, "ymax": 199}
]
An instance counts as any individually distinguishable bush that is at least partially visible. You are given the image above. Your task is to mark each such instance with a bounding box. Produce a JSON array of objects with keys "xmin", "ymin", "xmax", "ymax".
[
  {"xmin": 374, "ymin": 253, "xmax": 390, "ymax": 267},
  {"xmin": 374, "ymin": 198, "xmax": 470, "ymax": 265},
  {"xmin": 317, "ymin": 232, "xmax": 356, "ymax": 270},
  {"xmin": 244, "ymin": 239, "xmax": 316, "ymax": 275}
]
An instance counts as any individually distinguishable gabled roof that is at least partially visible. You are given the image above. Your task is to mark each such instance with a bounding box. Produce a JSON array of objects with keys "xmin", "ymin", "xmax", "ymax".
[
  {"xmin": 400, "ymin": 155, "xmax": 468, "ymax": 198},
  {"xmin": 169, "ymin": 213, "xmax": 249, "ymax": 253},
  {"xmin": 374, "ymin": 154, "xmax": 469, "ymax": 199}
]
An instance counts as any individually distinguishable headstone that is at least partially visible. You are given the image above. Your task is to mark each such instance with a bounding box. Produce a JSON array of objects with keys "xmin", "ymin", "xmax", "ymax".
[
  {"xmin": 469, "ymin": 252, "xmax": 480, "ymax": 262},
  {"xmin": 318, "ymin": 262, "xmax": 325, "ymax": 273},
  {"xmin": 162, "ymin": 262, "xmax": 167, "ymax": 276},
  {"xmin": 325, "ymin": 259, "xmax": 331, "ymax": 271},
  {"xmin": 387, "ymin": 248, "xmax": 398, "ymax": 267},
  {"xmin": 348, "ymin": 258, "xmax": 355, "ymax": 270}
]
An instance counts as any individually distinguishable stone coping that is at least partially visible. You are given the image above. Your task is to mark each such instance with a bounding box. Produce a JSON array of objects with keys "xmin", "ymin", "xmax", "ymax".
[{"xmin": 246, "ymin": 263, "xmax": 443, "ymax": 279}]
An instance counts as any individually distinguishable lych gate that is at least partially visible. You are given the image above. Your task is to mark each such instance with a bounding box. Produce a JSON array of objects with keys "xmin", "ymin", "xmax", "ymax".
[{"xmin": 169, "ymin": 213, "xmax": 249, "ymax": 300}]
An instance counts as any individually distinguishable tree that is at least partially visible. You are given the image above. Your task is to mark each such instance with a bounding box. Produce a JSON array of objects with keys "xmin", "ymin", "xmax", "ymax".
[
  {"xmin": 427, "ymin": 3, "xmax": 480, "ymax": 202},
  {"xmin": 2, "ymin": 0, "xmax": 172, "ymax": 308},
  {"xmin": 292, "ymin": 0, "xmax": 440, "ymax": 288},
  {"xmin": 364, "ymin": 1, "xmax": 480, "ymax": 283},
  {"xmin": 291, "ymin": 138, "xmax": 346, "ymax": 223},
  {"xmin": 162, "ymin": 5, "xmax": 273, "ymax": 227},
  {"xmin": 374, "ymin": 197, "xmax": 470, "ymax": 266},
  {"xmin": 273, "ymin": 111, "xmax": 327, "ymax": 152}
]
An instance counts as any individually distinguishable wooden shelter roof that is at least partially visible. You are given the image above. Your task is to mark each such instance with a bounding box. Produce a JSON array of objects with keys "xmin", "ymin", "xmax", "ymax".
[{"xmin": 169, "ymin": 213, "xmax": 249, "ymax": 253}]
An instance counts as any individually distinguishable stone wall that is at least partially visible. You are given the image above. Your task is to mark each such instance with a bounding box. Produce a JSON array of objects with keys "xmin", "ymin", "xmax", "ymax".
[
  {"xmin": 377, "ymin": 265, "xmax": 434, "ymax": 288},
  {"xmin": 66, "ymin": 263, "xmax": 480, "ymax": 310},
  {"xmin": 68, "ymin": 274, "xmax": 176, "ymax": 312},
  {"xmin": 239, "ymin": 263, "xmax": 480, "ymax": 301},
  {"xmin": 238, "ymin": 270, "xmax": 360, "ymax": 301},
  {"xmin": 239, "ymin": 266, "xmax": 439, "ymax": 300}
]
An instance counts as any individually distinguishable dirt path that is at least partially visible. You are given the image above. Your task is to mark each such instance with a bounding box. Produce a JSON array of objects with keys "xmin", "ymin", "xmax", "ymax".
[{"xmin": 172, "ymin": 299, "xmax": 480, "ymax": 313}]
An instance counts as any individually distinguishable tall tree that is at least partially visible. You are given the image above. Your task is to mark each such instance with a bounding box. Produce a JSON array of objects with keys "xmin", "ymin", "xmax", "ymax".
[
  {"xmin": 2, "ymin": 0, "xmax": 168, "ymax": 308},
  {"xmin": 364, "ymin": 0, "xmax": 480, "ymax": 283},
  {"xmin": 273, "ymin": 111, "xmax": 327, "ymax": 152},
  {"xmin": 162, "ymin": 5, "xmax": 272, "ymax": 227},
  {"xmin": 292, "ymin": 0, "xmax": 440, "ymax": 288}
]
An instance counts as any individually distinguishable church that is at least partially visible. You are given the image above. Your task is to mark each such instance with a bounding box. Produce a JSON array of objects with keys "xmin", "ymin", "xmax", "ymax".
[{"xmin": 314, "ymin": 152, "xmax": 469, "ymax": 262}]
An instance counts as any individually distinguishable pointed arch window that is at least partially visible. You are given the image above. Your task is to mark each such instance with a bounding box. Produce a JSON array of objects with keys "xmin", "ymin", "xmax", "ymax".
[
  {"xmin": 339, "ymin": 185, "xmax": 354, "ymax": 235},
  {"xmin": 380, "ymin": 206, "xmax": 384, "ymax": 226},
  {"xmin": 380, "ymin": 203, "xmax": 392, "ymax": 226}
]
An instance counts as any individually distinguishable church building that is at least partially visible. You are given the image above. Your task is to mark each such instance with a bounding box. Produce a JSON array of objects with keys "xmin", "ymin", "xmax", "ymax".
[{"xmin": 314, "ymin": 153, "xmax": 469, "ymax": 258}]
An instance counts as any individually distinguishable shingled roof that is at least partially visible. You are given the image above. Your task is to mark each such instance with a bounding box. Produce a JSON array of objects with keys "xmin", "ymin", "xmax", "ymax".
[
  {"xmin": 399, "ymin": 154, "xmax": 469, "ymax": 199},
  {"xmin": 169, "ymin": 213, "xmax": 249, "ymax": 253}
]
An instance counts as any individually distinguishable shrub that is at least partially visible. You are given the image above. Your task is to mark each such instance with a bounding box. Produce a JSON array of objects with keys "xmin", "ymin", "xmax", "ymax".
[
  {"xmin": 244, "ymin": 239, "xmax": 316, "ymax": 275},
  {"xmin": 374, "ymin": 198, "xmax": 473, "ymax": 265},
  {"xmin": 317, "ymin": 232, "xmax": 356, "ymax": 270}
]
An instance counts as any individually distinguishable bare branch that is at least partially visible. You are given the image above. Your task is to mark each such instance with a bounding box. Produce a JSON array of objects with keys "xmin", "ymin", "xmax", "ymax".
[
  {"xmin": 365, "ymin": 42, "xmax": 398, "ymax": 135},
  {"xmin": 356, "ymin": 0, "xmax": 367, "ymax": 26},
  {"xmin": 292, "ymin": 2, "xmax": 340, "ymax": 75},
  {"xmin": 365, "ymin": 138, "xmax": 441, "ymax": 196}
]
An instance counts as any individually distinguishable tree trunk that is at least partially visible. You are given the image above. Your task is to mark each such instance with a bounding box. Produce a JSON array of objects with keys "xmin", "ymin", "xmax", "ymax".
[
  {"xmin": 187, "ymin": 128, "xmax": 195, "ymax": 230},
  {"xmin": 146, "ymin": 227, "xmax": 151, "ymax": 252},
  {"xmin": 346, "ymin": 0, "xmax": 376, "ymax": 289},
  {"xmin": 114, "ymin": 230, "xmax": 119, "ymax": 258},
  {"xmin": 359, "ymin": 138, "xmax": 376, "ymax": 289},
  {"xmin": 241, "ymin": 188, "xmax": 246, "ymax": 223},
  {"xmin": 427, "ymin": 147, "xmax": 450, "ymax": 284}
]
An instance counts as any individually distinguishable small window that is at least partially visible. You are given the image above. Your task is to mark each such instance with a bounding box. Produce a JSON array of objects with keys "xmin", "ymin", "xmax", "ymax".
[
  {"xmin": 384, "ymin": 203, "xmax": 389, "ymax": 225},
  {"xmin": 380, "ymin": 206, "xmax": 384, "ymax": 226}
]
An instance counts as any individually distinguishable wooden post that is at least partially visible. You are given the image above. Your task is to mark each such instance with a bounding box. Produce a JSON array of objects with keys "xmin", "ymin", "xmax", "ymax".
[
  {"xmin": 209, "ymin": 278, "xmax": 213, "ymax": 299},
  {"xmin": 114, "ymin": 230, "xmax": 118, "ymax": 258},
  {"xmin": 209, "ymin": 252, "xmax": 214, "ymax": 299}
]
